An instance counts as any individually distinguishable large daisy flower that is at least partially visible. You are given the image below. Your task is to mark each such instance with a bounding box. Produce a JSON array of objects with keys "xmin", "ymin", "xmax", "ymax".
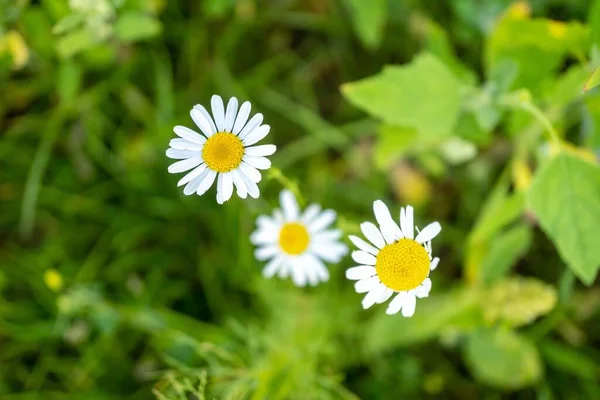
[
  {"xmin": 346, "ymin": 201, "xmax": 441, "ymax": 317},
  {"xmin": 167, "ymin": 95, "xmax": 276, "ymax": 204},
  {"xmin": 251, "ymin": 190, "xmax": 348, "ymax": 287}
]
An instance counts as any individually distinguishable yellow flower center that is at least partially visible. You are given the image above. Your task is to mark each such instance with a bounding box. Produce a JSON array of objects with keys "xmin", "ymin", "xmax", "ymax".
[
  {"xmin": 375, "ymin": 238, "xmax": 430, "ymax": 291},
  {"xmin": 202, "ymin": 132, "xmax": 244, "ymax": 172},
  {"xmin": 279, "ymin": 223, "xmax": 310, "ymax": 255}
]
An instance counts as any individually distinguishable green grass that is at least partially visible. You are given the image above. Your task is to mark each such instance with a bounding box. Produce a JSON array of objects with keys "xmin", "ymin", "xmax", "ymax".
[{"xmin": 1, "ymin": 0, "xmax": 600, "ymax": 399}]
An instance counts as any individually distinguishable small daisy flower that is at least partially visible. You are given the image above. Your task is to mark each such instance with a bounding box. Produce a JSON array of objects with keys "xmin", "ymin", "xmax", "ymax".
[
  {"xmin": 167, "ymin": 95, "xmax": 276, "ymax": 204},
  {"xmin": 346, "ymin": 201, "xmax": 441, "ymax": 317},
  {"xmin": 251, "ymin": 190, "xmax": 348, "ymax": 287}
]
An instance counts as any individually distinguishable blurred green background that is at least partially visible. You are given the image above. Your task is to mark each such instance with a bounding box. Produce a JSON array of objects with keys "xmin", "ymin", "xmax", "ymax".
[{"xmin": 1, "ymin": 0, "xmax": 600, "ymax": 399}]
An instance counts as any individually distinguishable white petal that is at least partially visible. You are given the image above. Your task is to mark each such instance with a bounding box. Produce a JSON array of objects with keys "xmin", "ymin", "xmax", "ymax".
[
  {"xmin": 218, "ymin": 172, "xmax": 234, "ymax": 204},
  {"xmin": 360, "ymin": 222, "xmax": 385, "ymax": 249},
  {"xmin": 277, "ymin": 263, "xmax": 290, "ymax": 278},
  {"xmin": 345, "ymin": 265, "xmax": 376, "ymax": 280},
  {"xmin": 273, "ymin": 210, "xmax": 284, "ymax": 224},
  {"xmin": 362, "ymin": 283, "xmax": 385, "ymax": 309},
  {"xmin": 174, "ymin": 125, "xmax": 206, "ymax": 143},
  {"xmin": 196, "ymin": 170, "xmax": 217, "ymax": 196},
  {"xmin": 239, "ymin": 162, "xmax": 262, "ymax": 183},
  {"xmin": 169, "ymin": 138, "xmax": 204, "ymax": 150},
  {"xmin": 232, "ymin": 101, "xmax": 251, "ymax": 134},
  {"xmin": 414, "ymin": 278, "xmax": 432, "ymax": 298},
  {"xmin": 376, "ymin": 287, "xmax": 394, "ymax": 304},
  {"xmin": 312, "ymin": 256, "xmax": 330, "ymax": 282},
  {"xmin": 291, "ymin": 261, "xmax": 307, "ymax": 287},
  {"xmin": 401, "ymin": 292, "xmax": 416, "ymax": 317},
  {"xmin": 243, "ymin": 155, "xmax": 271, "ymax": 170},
  {"xmin": 402, "ymin": 206, "xmax": 414, "ymax": 239},
  {"xmin": 300, "ymin": 204, "xmax": 321, "ymax": 224},
  {"xmin": 238, "ymin": 113, "xmax": 263, "ymax": 139},
  {"xmin": 352, "ymin": 250, "xmax": 376, "ymax": 265},
  {"xmin": 348, "ymin": 235, "xmax": 378, "ymax": 256},
  {"xmin": 244, "ymin": 144, "xmax": 277, "ymax": 157},
  {"xmin": 257, "ymin": 215, "xmax": 278, "ymax": 230},
  {"xmin": 415, "ymin": 222, "xmax": 441, "ymax": 244},
  {"xmin": 224, "ymin": 97, "xmax": 238, "ymax": 132},
  {"xmin": 168, "ymin": 157, "xmax": 202, "ymax": 173},
  {"xmin": 313, "ymin": 230, "xmax": 342, "ymax": 242},
  {"xmin": 373, "ymin": 201, "xmax": 402, "ymax": 243},
  {"xmin": 255, "ymin": 245, "xmax": 278, "ymax": 261},
  {"xmin": 190, "ymin": 109, "xmax": 215, "ymax": 138},
  {"xmin": 178, "ymin": 164, "xmax": 207, "ymax": 187},
  {"xmin": 230, "ymin": 169, "xmax": 247, "ymax": 199},
  {"xmin": 192, "ymin": 104, "xmax": 217, "ymax": 136},
  {"xmin": 166, "ymin": 148, "xmax": 200, "ymax": 159},
  {"xmin": 262, "ymin": 256, "xmax": 284, "ymax": 278},
  {"xmin": 215, "ymin": 173, "xmax": 224, "ymax": 204},
  {"xmin": 280, "ymin": 189, "xmax": 299, "ymax": 221},
  {"xmin": 308, "ymin": 210, "xmax": 336, "ymax": 232},
  {"xmin": 211, "ymin": 95, "xmax": 226, "ymax": 132},
  {"xmin": 183, "ymin": 172, "xmax": 206, "ymax": 196},
  {"xmin": 386, "ymin": 292, "xmax": 407, "ymax": 315},
  {"xmin": 250, "ymin": 224, "xmax": 278, "ymax": 245},
  {"xmin": 430, "ymin": 257, "xmax": 440, "ymax": 271},
  {"xmin": 310, "ymin": 243, "xmax": 348, "ymax": 262},
  {"xmin": 239, "ymin": 170, "xmax": 260, "ymax": 198},
  {"xmin": 303, "ymin": 256, "xmax": 320, "ymax": 286},
  {"xmin": 355, "ymin": 276, "xmax": 379, "ymax": 293},
  {"xmin": 242, "ymin": 125, "xmax": 270, "ymax": 146}
]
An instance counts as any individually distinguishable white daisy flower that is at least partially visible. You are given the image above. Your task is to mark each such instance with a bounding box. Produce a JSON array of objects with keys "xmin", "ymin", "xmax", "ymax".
[
  {"xmin": 346, "ymin": 201, "xmax": 441, "ymax": 317},
  {"xmin": 167, "ymin": 95, "xmax": 276, "ymax": 204},
  {"xmin": 251, "ymin": 190, "xmax": 348, "ymax": 287}
]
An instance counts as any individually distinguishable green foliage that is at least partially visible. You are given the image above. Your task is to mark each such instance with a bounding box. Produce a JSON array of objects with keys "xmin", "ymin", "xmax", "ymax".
[
  {"xmin": 528, "ymin": 152, "xmax": 600, "ymax": 284},
  {"xmin": 114, "ymin": 12, "xmax": 162, "ymax": 43},
  {"xmin": 465, "ymin": 328, "xmax": 543, "ymax": 390},
  {"xmin": 342, "ymin": 0, "xmax": 387, "ymax": 50},
  {"xmin": 2, "ymin": 0, "xmax": 600, "ymax": 399},
  {"xmin": 342, "ymin": 53, "xmax": 463, "ymax": 139}
]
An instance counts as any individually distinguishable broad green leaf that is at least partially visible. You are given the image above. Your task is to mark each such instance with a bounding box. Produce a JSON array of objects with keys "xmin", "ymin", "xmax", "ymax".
[
  {"xmin": 343, "ymin": 0, "xmax": 387, "ymax": 50},
  {"xmin": 52, "ymin": 14, "xmax": 83, "ymax": 35},
  {"xmin": 540, "ymin": 340, "xmax": 600, "ymax": 381},
  {"xmin": 528, "ymin": 152, "xmax": 600, "ymax": 285},
  {"xmin": 584, "ymin": 66, "xmax": 600, "ymax": 92},
  {"xmin": 480, "ymin": 225, "xmax": 532, "ymax": 284},
  {"xmin": 584, "ymin": 93, "xmax": 600, "ymax": 148},
  {"xmin": 419, "ymin": 17, "xmax": 476, "ymax": 84},
  {"xmin": 486, "ymin": 9, "xmax": 589, "ymax": 93},
  {"xmin": 342, "ymin": 53, "xmax": 463, "ymax": 139},
  {"xmin": 55, "ymin": 27, "xmax": 96, "ymax": 58},
  {"xmin": 590, "ymin": 0, "xmax": 600, "ymax": 47},
  {"xmin": 483, "ymin": 277, "xmax": 557, "ymax": 327},
  {"xmin": 364, "ymin": 287, "xmax": 479, "ymax": 355},
  {"xmin": 114, "ymin": 12, "xmax": 162, "ymax": 43},
  {"xmin": 544, "ymin": 65, "xmax": 588, "ymax": 103},
  {"xmin": 465, "ymin": 328, "xmax": 543, "ymax": 389},
  {"xmin": 373, "ymin": 125, "xmax": 418, "ymax": 169}
]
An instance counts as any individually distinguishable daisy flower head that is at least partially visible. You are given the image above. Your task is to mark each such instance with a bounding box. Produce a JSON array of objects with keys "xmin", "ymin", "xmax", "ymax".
[
  {"xmin": 346, "ymin": 201, "xmax": 441, "ymax": 317},
  {"xmin": 167, "ymin": 95, "xmax": 276, "ymax": 204},
  {"xmin": 251, "ymin": 190, "xmax": 348, "ymax": 287}
]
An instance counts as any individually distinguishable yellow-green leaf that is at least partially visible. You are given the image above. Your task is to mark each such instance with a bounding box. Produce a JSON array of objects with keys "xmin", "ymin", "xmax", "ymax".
[
  {"xmin": 465, "ymin": 328, "xmax": 543, "ymax": 389},
  {"xmin": 343, "ymin": 0, "xmax": 387, "ymax": 50},
  {"xmin": 584, "ymin": 66, "xmax": 600, "ymax": 92},
  {"xmin": 527, "ymin": 152, "xmax": 600, "ymax": 285},
  {"xmin": 342, "ymin": 53, "xmax": 463, "ymax": 139}
]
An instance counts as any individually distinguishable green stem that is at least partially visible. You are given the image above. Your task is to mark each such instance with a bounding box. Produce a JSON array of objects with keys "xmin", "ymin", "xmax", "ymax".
[
  {"xmin": 266, "ymin": 167, "xmax": 305, "ymax": 205},
  {"xmin": 517, "ymin": 101, "xmax": 562, "ymax": 146}
]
